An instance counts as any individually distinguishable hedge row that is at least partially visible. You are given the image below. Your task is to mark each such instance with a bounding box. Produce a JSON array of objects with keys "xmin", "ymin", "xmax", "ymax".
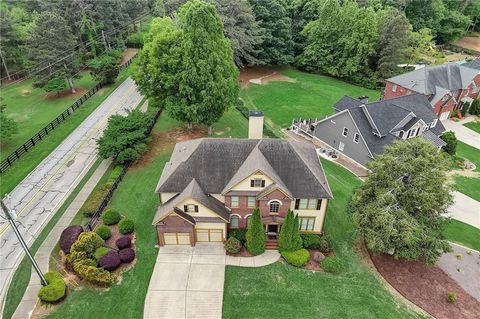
[{"xmin": 80, "ymin": 183, "xmax": 114, "ymax": 217}]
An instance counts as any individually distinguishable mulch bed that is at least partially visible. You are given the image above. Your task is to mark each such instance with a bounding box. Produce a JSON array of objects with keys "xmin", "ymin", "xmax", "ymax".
[
  {"xmin": 45, "ymin": 87, "xmax": 86, "ymax": 100},
  {"xmin": 370, "ymin": 252, "xmax": 480, "ymax": 319},
  {"xmin": 239, "ymin": 65, "xmax": 293, "ymax": 88},
  {"xmin": 227, "ymin": 246, "xmax": 252, "ymax": 257}
]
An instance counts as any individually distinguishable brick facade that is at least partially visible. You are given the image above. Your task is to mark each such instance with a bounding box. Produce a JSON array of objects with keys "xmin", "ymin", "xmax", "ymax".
[
  {"xmin": 383, "ymin": 81, "xmax": 414, "ymax": 100},
  {"xmin": 156, "ymin": 215, "xmax": 195, "ymax": 246}
]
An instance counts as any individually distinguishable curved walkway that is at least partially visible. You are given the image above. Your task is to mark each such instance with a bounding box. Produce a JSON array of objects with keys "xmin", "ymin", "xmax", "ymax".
[{"xmin": 226, "ymin": 250, "xmax": 280, "ymax": 267}]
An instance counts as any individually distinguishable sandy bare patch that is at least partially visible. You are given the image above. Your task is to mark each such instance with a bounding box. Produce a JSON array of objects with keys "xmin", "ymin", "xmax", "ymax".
[
  {"xmin": 121, "ymin": 48, "xmax": 140, "ymax": 65},
  {"xmin": 239, "ymin": 66, "xmax": 294, "ymax": 88},
  {"xmin": 21, "ymin": 88, "xmax": 31, "ymax": 96},
  {"xmin": 454, "ymin": 37, "xmax": 480, "ymax": 52},
  {"xmin": 45, "ymin": 87, "xmax": 86, "ymax": 100}
]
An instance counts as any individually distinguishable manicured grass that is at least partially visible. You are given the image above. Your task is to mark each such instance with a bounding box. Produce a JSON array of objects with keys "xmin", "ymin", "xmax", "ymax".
[
  {"xmin": 463, "ymin": 121, "xmax": 480, "ymax": 134},
  {"xmin": 43, "ymin": 110, "xmax": 247, "ymax": 318},
  {"xmin": 222, "ymin": 159, "xmax": 422, "ymax": 319},
  {"xmin": 1, "ymin": 72, "xmax": 97, "ymax": 159},
  {"xmin": 443, "ymin": 220, "xmax": 480, "ymax": 251},
  {"xmin": 456, "ymin": 141, "xmax": 480, "ymax": 172},
  {"xmin": 453, "ymin": 175, "xmax": 480, "ymax": 201},
  {"xmin": 2, "ymin": 158, "xmax": 102, "ymax": 319},
  {"xmin": 0, "ymin": 63, "xmax": 138, "ymax": 196},
  {"xmin": 241, "ymin": 68, "xmax": 380, "ymax": 129}
]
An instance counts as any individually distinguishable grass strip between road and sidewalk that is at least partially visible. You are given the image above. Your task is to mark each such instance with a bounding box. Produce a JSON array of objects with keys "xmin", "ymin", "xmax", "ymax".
[
  {"xmin": 2, "ymin": 158, "xmax": 102, "ymax": 319},
  {"xmin": 463, "ymin": 121, "xmax": 480, "ymax": 134}
]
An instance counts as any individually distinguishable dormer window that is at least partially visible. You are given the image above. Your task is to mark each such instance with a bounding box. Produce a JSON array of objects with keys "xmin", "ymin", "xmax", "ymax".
[
  {"xmin": 184, "ymin": 204, "xmax": 198, "ymax": 213},
  {"xmin": 430, "ymin": 119, "xmax": 437, "ymax": 128},
  {"xmin": 251, "ymin": 179, "xmax": 265, "ymax": 188}
]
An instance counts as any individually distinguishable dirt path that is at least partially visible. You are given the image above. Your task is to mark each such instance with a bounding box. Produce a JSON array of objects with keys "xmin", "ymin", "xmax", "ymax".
[
  {"xmin": 454, "ymin": 37, "xmax": 480, "ymax": 52},
  {"xmin": 239, "ymin": 66, "xmax": 294, "ymax": 88},
  {"xmin": 121, "ymin": 48, "xmax": 139, "ymax": 65}
]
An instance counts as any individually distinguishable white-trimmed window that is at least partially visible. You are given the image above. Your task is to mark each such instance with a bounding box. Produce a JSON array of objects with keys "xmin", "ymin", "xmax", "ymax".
[
  {"xmin": 246, "ymin": 215, "xmax": 252, "ymax": 227},
  {"xmin": 353, "ymin": 133, "xmax": 360, "ymax": 143},
  {"xmin": 231, "ymin": 196, "xmax": 239, "ymax": 208},
  {"xmin": 184, "ymin": 204, "xmax": 198, "ymax": 213},
  {"xmin": 230, "ymin": 215, "xmax": 239, "ymax": 228},
  {"xmin": 296, "ymin": 199, "xmax": 320, "ymax": 210},
  {"xmin": 299, "ymin": 217, "xmax": 315, "ymax": 231},
  {"xmin": 269, "ymin": 200, "xmax": 280, "ymax": 214},
  {"xmin": 342, "ymin": 127, "xmax": 348, "ymax": 137},
  {"xmin": 247, "ymin": 196, "xmax": 256, "ymax": 208},
  {"xmin": 392, "ymin": 84, "xmax": 397, "ymax": 92},
  {"xmin": 251, "ymin": 179, "xmax": 265, "ymax": 187}
]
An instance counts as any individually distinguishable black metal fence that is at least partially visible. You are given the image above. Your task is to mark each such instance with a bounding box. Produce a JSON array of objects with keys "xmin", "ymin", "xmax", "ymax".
[
  {"xmin": 0, "ymin": 54, "xmax": 139, "ymax": 174},
  {"xmin": 86, "ymin": 107, "xmax": 161, "ymax": 230}
]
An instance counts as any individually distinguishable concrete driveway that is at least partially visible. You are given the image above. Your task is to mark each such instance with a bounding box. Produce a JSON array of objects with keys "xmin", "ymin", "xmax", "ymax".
[
  {"xmin": 144, "ymin": 243, "xmax": 226, "ymax": 319},
  {"xmin": 448, "ymin": 191, "xmax": 480, "ymax": 229},
  {"xmin": 442, "ymin": 117, "xmax": 480, "ymax": 149}
]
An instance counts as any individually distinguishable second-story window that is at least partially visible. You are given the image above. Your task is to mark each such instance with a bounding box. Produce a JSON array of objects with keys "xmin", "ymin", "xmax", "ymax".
[
  {"xmin": 247, "ymin": 196, "xmax": 256, "ymax": 208},
  {"xmin": 231, "ymin": 196, "xmax": 239, "ymax": 208},
  {"xmin": 269, "ymin": 201, "xmax": 280, "ymax": 213},
  {"xmin": 251, "ymin": 179, "xmax": 265, "ymax": 187},
  {"xmin": 342, "ymin": 127, "xmax": 348, "ymax": 137},
  {"xmin": 295, "ymin": 199, "xmax": 322, "ymax": 210}
]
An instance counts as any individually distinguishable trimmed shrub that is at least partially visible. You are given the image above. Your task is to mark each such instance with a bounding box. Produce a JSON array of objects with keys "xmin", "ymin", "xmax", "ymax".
[
  {"xmin": 37, "ymin": 271, "xmax": 66, "ymax": 303},
  {"xmin": 469, "ymin": 99, "xmax": 480, "ymax": 115},
  {"xmin": 224, "ymin": 237, "xmax": 242, "ymax": 254},
  {"xmin": 441, "ymin": 131, "xmax": 457, "ymax": 156},
  {"xmin": 319, "ymin": 234, "xmax": 333, "ymax": 253},
  {"xmin": 98, "ymin": 251, "xmax": 121, "ymax": 271},
  {"xmin": 119, "ymin": 248, "xmax": 135, "ymax": 263},
  {"xmin": 73, "ymin": 261, "xmax": 116, "ymax": 286},
  {"xmin": 116, "ymin": 236, "xmax": 132, "ymax": 250},
  {"xmin": 80, "ymin": 183, "xmax": 113, "ymax": 217},
  {"xmin": 95, "ymin": 225, "xmax": 112, "ymax": 240},
  {"xmin": 447, "ymin": 292, "xmax": 457, "ymax": 303},
  {"xmin": 320, "ymin": 255, "xmax": 343, "ymax": 274},
  {"xmin": 102, "ymin": 209, "xmax": 121, "ymax": 225},
  {"xmin": 70, "ymin": 232, "xmax": 105, "ymax": 256},
  {"xmin": 246, "ymin": 208, "xmax": 265, "ymax": 256},
  {"xmin": 301, "ymin": 234, "xmax": 321, "ymax": 249},
  {"xmin": 228, "ymin": 229, "xmax": 247, "ymax": 244},
  {"xmin": 59, "ymin": 225, "xmax": 83, "ymax": 254},
  {"xmin": 94, "ymin": 247, "xmax": 110, "ymax": 261},
  {"xmin": 107, "ymin": 165, "xmax": 124, "ymax": 183},
  {"xmin": 281, "ymin": 249, "xmax": 310, "ymax": 267},
  {"xmin": 118, "ymin": 218, "xmax": 135, "ymax": 234}
]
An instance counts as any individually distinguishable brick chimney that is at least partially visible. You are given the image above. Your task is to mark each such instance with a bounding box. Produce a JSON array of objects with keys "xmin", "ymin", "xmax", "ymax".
[{"xmin": 248, "ymin": 111, "xmax": 264, "ymax": 139}]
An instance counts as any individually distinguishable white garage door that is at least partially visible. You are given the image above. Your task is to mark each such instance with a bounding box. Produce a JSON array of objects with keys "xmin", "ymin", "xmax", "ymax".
[
  {"xmin": 440, "ymin": 111, "xmax": 450, "ymax": 121},
  {"xmin": 163, "ymin": 233, "xmax": 191, "ymax": 245},
  {"xmin": 196, "ymin": 229, "xmax": 223, "ymax": 242}
]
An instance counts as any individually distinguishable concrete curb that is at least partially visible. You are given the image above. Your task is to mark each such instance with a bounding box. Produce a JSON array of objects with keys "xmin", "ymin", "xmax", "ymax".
[{"xmin": 225, "ymin": 250, "xmax": 280, "ymax": 267}]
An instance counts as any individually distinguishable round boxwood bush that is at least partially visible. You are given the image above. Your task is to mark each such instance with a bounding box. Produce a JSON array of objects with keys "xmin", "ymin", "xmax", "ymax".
[
  {"xmin": 281, "ymin": 249, "xmax": 310, "ymax": 267},
  {"xmin": 118, "ymin": 218, "xmax": 135, "ymax": 234},
  {"xmin": 228, "ymin": 229, "xmax": 247, "ymax": 244},
  {"xmin": 98, "ymin": 251, "xmax": 121, "ymax": 271},
  {"xmin": 224, "ymin": 237, "xmax": 242, "ymax": 254},
  {"xmin": 320, "ymin": 255, "xmax": 343, "ymax": 274},
  {"xmin": 94, "ymin": 247, "xmax": 110, "ymax": 261},
  {"xmin": 319, "ymin": 234, "xmax": 333, "ymax": 253},
  {"xmin": 59, "ymin": 225, "xmax": 83, "ymax": 254},
  {"xmin": 37, "ymin": 271, "xmax": 66, "ymax": 303},
  {"xmin": 116, "ymin": 236, "xmax": 132, "ymax": 250},
  {"xmin": 301, "ymin": 234, "xmax": 321, "ymax": 249},
  {"xmin": 119, "ymin": 248, "xmax": 135, "ymax": 263},
  {"xmin": 95, "ymin": 225, "xmax": 112, "ymax": 240},
  {"xmin": 102, "ymin": 209, "xmax": 121, "ymax": 225}
]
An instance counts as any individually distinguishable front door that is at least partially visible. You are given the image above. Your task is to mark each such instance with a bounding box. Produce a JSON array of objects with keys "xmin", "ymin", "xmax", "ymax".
[{"xmin": 266, "ymin": 224, "xmax": 279, "ymax": 239}]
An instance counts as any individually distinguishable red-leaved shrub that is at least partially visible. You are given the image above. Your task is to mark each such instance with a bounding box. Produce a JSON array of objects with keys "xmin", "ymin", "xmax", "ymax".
[
  {"xmin": 119, "ymin": 248, "xmax": 135, "ymax": 263},
  {"xmin": 98, "ymin": 251, "xmax": 121, "ymax": 271},
  {"xmin": 59, "ymin": 225, "xmax": 83, "ymax": 254},
  {"xmin": 116, "ymin": 236, "xmax": 131, "ymax": 250}
]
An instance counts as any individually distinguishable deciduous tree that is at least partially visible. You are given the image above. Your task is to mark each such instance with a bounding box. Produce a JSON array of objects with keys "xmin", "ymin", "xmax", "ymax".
[{"xmin": 0, "ymin": 99, "xmax": 18, "ymax": 140}]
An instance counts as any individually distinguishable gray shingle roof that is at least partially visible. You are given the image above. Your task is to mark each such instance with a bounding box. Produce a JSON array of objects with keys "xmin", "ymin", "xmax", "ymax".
[
  {"xmin": 156, "ymin": 138, "xmax": 332, "ymax": 199},
  {"xmin": 463, "ymin": 59, "xmax": 480, "ymax": 70},
  {"xmin": 421, "ymin": 130, "xmax": 447, "ymax": 148},
  {"xmin": 334, "ymin": 96, "xmax": 364, "ymax": 113}
]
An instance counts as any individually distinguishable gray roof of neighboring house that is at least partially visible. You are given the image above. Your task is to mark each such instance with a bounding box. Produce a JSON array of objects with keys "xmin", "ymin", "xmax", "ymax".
[
  {"xmin": 421, "ymin": 130, "xmax": 447, "ymax": 148},
  {"xmin": 156, "ymin": 138, "xmax": 332, "ymax": 199},
  {"xmin": 387, "ymin": 63, "xmax": 479, "ymax": 96},
  {"xmin": 334, "ymin": 96, "xmax": 363, "ymax": 113},
  {"xmin": 463, "ymin": 59, "xmax": 480, "ymax": 70},
  {"xmin": 330, "ymin": 94, "xmax": 446, "ymax": 156}
]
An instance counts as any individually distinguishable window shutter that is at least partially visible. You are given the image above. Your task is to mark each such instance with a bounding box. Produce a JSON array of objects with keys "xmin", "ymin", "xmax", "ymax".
[
  {"xmin": 194, "ymin": 205, "xmax": 199, "ymax": 212},
  {"xmin": 261, "ymin": 180, "xmax": 265, "ymax": 187},
  {"xmin": 183, "ymin": 205, "xmax": 188, "ymax": 212},
  {"xmin": 250, "ymin": 180, "xmax": 254, "ymax": 187},
  {"xmin": 316, "ymin": 199, "xmax": 322, "ymax": 210},
  {"xmin": 295, "ymin": 199, "xmax": 300, "ymax": 209}
]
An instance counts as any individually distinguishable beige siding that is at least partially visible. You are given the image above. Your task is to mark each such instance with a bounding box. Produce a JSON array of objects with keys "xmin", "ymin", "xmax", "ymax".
[
  {"xmin": 160, "ymin": 192, "xmax": 177, "ymax": 203},
  {"xmin": 210, "ymin": 194, "xmax": 225, "ymax": 203},
  {"xmin": 290, "ymin": 199, "xmax": 328, "ymax": 233},
  {"xmin": 177, "ymin": 198, "xmax": 223, "ymax": 219},
  {"xmin": 230, "ymin": 172, "xmax": 274, "ymax": 191}
]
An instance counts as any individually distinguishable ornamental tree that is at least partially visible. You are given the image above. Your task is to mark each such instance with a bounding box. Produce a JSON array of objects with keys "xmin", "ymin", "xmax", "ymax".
[
  {"xmin": 440, "ymin": 131, "xmax": 457, "ymax": 156},
  {"xmin": 246, "ymin": 208, "xmax": 265, "ymax": 255},
  {"xmin": 278, "ymin": 210, "xmax": 302, "ymax": 252},
  {"xmin": 351, "ymin": 138, "xmax": 453, "ymax": 264}
]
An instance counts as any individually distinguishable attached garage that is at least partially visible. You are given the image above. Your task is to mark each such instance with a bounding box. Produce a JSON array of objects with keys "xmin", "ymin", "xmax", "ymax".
[
  {"xmin": 163, "ymin": 233, "xmax": 191, "ymax": 245},
  {"xmin": 195, "ymin": 229, "xmax": 223, "ymax": 242}
]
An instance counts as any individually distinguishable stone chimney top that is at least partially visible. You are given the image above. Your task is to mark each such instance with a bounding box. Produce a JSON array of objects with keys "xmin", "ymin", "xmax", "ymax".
[{"xmin": 248, "ymin": 111, "xmax": 264, "ymax": 139}]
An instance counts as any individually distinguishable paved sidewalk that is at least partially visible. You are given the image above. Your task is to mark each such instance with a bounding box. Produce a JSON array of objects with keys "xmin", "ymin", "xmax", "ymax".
[
  {"xmin": 11, "ymin": 159, "xmax": 111, "ymax": 319},
  {"xmin": 443, "ymin": 117, "xmax": 480, "ymax": 149},
  {"xmin": 225, "ymin": 250, "xmax": 280, "ymax": 267},
  {"xmin": 144, "ymin": 244, "xmax": 226, "ymax": 319},
  {"xmin": 448, "ymin": 191, "xmax": 480, "ymax": 229}
]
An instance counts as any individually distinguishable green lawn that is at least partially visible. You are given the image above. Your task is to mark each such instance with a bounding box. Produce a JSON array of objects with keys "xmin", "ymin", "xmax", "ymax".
[
  {"xmin": 1, "ymin": 73, "xmax": 97, "ymax": 159},
  {"xmin": 443, "ymin": 219, "xmax": 480, "ymax": 251},
  {"xmin": 453, "ymin": 175, "xmax": 480, "ymax": 201},
  {"xmin": 0, "ymin": 63, "xmax": 138, "ymax": 196},
  {"xmin": 241, "ymin": 68, "xmax": 380, "ymax": 129},
  {"xmin": 222, "ymin": 159, "xmax": 422, "ymax": 319},
  {"xmin": 463, "ymin": 121, "xmax": 480, "ymax": 134},
  {"xmin": 456, "ymin": 141, "xmax": 480, "ymax": 172}
]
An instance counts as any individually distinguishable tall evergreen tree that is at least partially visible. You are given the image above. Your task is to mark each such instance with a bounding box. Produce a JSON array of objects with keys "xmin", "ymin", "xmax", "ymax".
[
  {"xmin": 246, "ymin": 208, "xmax": 266, "ymax": 255},
  {"xmin": 278, "ymin": 209, "xmax": 294, "ymax": 252},
  {"xmin": 292, "ymin": 214, "xmax": 303, "ymax": 251}
]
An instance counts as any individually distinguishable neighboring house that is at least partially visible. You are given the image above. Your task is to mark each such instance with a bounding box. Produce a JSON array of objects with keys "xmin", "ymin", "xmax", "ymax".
[
  {"xmin": 292, "ymin": 94, "xmax": 446, "ymax": 167},
  {"xmin": 384, "ymin": 62, "xmax": 480, "ymax": 120},
  {"xmin": 152, "ymin": 112, "xmax": 332, "ymax": 246}
]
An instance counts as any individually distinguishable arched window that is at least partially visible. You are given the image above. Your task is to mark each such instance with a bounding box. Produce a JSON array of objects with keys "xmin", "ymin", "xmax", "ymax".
[
  {"xmin": 246, "ymin": 215, "xmax": 252, "ymax": 228},
  {"xmin": 230, "ymin": 215, "xmax": 239, "ymax": 229},
  {"xmin": 269, "ymin": 200, "xmax": 280, "ymax": 213}
]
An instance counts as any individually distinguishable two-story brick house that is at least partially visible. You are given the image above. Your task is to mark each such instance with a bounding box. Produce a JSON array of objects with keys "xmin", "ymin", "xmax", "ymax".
[
  {"xmin": 384, "ymin": 62, "xmax": 480, "ymax": 121},
  {"xmin": 152, "ymin": 113, "xmax": 332, "ymax": 246}
]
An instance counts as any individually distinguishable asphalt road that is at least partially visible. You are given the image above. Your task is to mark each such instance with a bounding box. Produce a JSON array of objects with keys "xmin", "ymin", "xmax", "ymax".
[{"xmin": 0, "ymin": 77, "xmax": 142, "ymax": 311}]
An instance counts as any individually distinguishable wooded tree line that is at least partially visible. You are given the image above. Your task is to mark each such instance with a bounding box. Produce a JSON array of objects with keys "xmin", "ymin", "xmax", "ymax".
[
  {"xmin": 151, "ymin": 0, "xmax": 479, "ymax": 86},
  {"xmin": 0, "ymin": 0, "xmax": 152, "ymax": 92}
]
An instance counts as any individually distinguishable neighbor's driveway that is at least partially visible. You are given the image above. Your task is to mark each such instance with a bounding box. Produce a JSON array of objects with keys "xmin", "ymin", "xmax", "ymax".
[
  {"xmin": 442, "ymin": 117, "xmax": 480, "ymax": 149},
  {"xmin": 144, "ymin": 243, "xmax": 226, "ymax": 319},
  {"xmin": 448, "ymin": 191, "xmax": 480, "ymax": 229}
]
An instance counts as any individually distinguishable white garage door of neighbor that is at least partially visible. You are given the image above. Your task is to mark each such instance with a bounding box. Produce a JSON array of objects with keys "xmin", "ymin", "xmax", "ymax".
[
  {"xmin": 163, "ymin": 233, "xmax": 191, "ymax": 245},
  {"xmin": 440, "ymin": 111, "xmax": 450, "ymax": 121},
  {"xmin": 196, "ymin": 229, "xmax": 223, "ymax": 242}
]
